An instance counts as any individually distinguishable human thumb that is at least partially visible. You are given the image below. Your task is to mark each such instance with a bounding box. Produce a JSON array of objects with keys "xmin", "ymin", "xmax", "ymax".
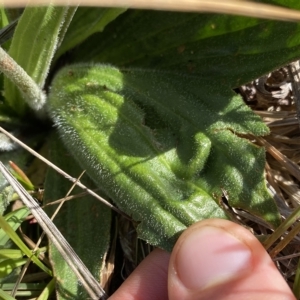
[{"xmin": 168, "ymin": 218, "xmax": 295, "ymax": 300}]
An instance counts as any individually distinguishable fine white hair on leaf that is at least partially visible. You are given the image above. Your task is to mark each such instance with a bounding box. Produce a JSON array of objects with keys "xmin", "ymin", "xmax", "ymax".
[
  {"xmin": 0, "ymin": 47, "xmax": 46, "ymax": 111},
  {"xmin": 0, "ymin": 132, "xmax": 18, "ymax": 151}
]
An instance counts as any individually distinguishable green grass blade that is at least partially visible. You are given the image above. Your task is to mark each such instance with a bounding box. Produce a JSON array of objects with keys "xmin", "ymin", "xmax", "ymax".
[
  {"xmin": 0, "ymin": 214, "xmax": 52, "ymax": 276},
  {"xmin": 1, "ymin": 283, "xmax": 47, "ymax": 298},
  {"xmin": 37, "ymin": 277, "xmax": 56, "ymax": 300},
  {"xmin": 0, "ymin": 288, "xmax": 15, "ymax": 300},
  {"xmin": 0, "ymin": 162, "xmax": 106, "ymax": 299},
  {"xmin": 0, "ymin": 207, "xmax": 30, "ymax": 246},
  {"xmin": 0, "ymin": 249, "xmax": 23, "ymax": 260}
]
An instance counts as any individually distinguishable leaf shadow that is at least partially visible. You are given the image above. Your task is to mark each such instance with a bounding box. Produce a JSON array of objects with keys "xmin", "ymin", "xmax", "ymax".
[{"xmin": 105, "ymin": 68, "xmax": 279, "ymax": 227}]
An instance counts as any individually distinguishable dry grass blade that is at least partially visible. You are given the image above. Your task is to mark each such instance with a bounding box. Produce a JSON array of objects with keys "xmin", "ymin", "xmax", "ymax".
[
  {"xmin": 269, "ymin": 221, "xmax": 300, "ymax": 258},
  {"xmin": 49, "ymin": 170, "xmax": 85, "ymax": 221},
  {"xmin": 13, "ymin": 171, "xmax": 86, "ymax": 295},
  {"xmin": 256, "ymin": 136, "xmax": 300, "ymax": 182},
  {"xmin": 263, "ymin": 205, "xmax": 300, "ymax": 251},
  {"xmin": 0, "ymin": 126, "xmax": 126, "ymax": 217},
  {"xmin": 288, "ymin": 62, "xmax": 300, "ymax": 127},
  {"xmin": 11, "ymin": 172, "xmax": 86, "ymax": 297},
  {"xmin": 12, "ymin": 228, "xmax": 50, "ymax": 297},
  {"xmin": 0, "ymin": 162, "xmax": 108, "ymax": 300},
  {"xmin": 42, "ymin": 190, "xmax": 98, "ymax": 208},
  {"xmin": 11, "ymin": 258, "xmax": 32, "ymax": 297},
  {"xmin": 240, "ymin": 60, "xmax": 300, "ymax": 290},
  {"xmin": 2, "ymin": 0, "xmax": 300, "ymax": 22}
]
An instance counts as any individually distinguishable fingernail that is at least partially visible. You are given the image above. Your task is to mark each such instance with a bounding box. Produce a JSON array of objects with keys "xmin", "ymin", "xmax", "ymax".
[{"xmin": 174, "ymin": 225, "xmax": 253, "ymax": 290}]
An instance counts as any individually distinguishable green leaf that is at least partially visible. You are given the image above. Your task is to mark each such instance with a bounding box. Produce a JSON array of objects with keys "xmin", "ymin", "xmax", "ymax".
[
  {"xmin": 44, "ymin": 133, "xmax": 111, "ymax": 300},
  {"xmin": 55, "ymin": 7, "xmax": 77, "ymax": 52},
  {"xmin": 55, "ymin": 7, "xmax": 126, "ymax": 60},
  {"xmin": 48, "ymin": 64, "xmax": 278, "ymax": 251},
  {"xmin": 4, "ymin": 5, "xmax": 71, "ymax": 116},
  {"xmin": 71, "ymin": 4, "xmax": 300, "ymax": 87},
  {"xmin": 9, "ymin": 161, "xmax": 35, "ymax": 191}
]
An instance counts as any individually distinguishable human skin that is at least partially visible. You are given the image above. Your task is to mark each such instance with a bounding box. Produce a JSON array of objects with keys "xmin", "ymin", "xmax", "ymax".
[{"xmin": 109, "ymin": 219, "xmax": 295, "ymax": 300}]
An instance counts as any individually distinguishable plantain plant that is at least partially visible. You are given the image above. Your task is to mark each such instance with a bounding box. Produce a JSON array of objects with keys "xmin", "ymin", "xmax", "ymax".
[{"xmin": 1, "ymin": 1, "xmax": 300, "ymax": 299}]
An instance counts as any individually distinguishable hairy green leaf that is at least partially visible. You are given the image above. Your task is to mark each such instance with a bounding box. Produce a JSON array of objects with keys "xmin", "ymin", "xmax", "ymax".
[
  {"xmin": 44, "ymin": 133, "xmax": 111, "ymax": 300},
  {"xmin": 48, "ymin": 64, "xmax": 278, "ymax": 251},
  {"xmin": 55, "ymin": 7, "xmax": 126, "ymax": 60},
  {"xmin": 72, "ymin": 4, "xmax": 300, "ymax": 87}
]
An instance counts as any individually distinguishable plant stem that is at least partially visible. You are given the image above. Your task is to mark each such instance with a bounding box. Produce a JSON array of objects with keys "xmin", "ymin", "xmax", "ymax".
[{"xmin": 0, "ymin": 46, "xmax": 46, "ymax": 111}]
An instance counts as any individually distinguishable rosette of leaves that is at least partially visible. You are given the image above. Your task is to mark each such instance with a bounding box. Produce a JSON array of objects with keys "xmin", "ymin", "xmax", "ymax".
[
  {"xmin": 2, "ymin": 2, "xmax": 300, "ymax": 297},
  {"xmin": 47, "ymin": 4, "xmax": 300, "ymax": 250}
]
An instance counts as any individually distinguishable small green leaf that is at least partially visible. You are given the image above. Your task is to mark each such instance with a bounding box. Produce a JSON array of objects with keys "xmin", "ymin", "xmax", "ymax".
[
  {"xmin": 9, "ymin": 161, "xmax": 35, "ymax": 191},
  {"xmin": 0, "ymin": 134, "xmax": 44, "ymax": 215},
  {"xmin": 48, "ymin": 64, "xmax": 279, "ymax": 251}
]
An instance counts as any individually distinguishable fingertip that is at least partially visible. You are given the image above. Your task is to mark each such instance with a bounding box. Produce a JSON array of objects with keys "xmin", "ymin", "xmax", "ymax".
[
  {"xmin": 109, "ymin": 248, "xmax": 170, "ymax": 300},
  {"xmin": 168, "ymin": 219, "xmax": 295, "ymax": 300}
]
